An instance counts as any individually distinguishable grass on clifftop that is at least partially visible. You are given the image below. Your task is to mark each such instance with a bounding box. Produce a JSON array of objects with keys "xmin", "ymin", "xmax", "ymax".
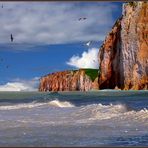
[
  {"xmin": 71, "ymin": 68, "xmax": 100, "ymax": 82},
  {"xmin": 82, "ymin": 68, "xmax": 99, "ymax": 82}
]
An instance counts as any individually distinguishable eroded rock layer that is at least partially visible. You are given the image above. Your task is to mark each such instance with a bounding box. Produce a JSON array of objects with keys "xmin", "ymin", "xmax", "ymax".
[
  {"xmin": 39, "ymin": 69, "xmax": 99, "ymax": 92},
  {"xmin": 98, "ymin": 2, "xmax": 148, "ymax": 90}
]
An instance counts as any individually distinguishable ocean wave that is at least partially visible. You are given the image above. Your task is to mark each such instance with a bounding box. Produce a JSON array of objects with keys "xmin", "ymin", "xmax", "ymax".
[
  {"xmin": 0, "ymin": 100, "xmax": 147, "ymax": 122},
  {"xmin": 48, "ymin": 99, "xmax": 75, "ymax": 108},
  {"xmin": 0, "ymin": 100, "xmax": 147, "ymax": 127},
  {"xmin": 72, "ymin": 103, "xmax": 148, "ymax": 121},
  {"xmin": 71, "ymin": 103, "xmax": 129, "ymax": 120},
  {"xmin": 0, "ymin": 102, "xmax": 46, "ymax": 110},
  {"xmin": 0, "ymin": 99, "xmax": 75, "ymax": 110}
]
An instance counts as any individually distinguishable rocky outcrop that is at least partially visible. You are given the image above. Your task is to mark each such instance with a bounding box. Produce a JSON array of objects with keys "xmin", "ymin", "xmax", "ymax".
[
  {"xmin": 39, "ymin": 69, "xmax": 99, "ymax": 92},
  {"xmin": 98, "ymin": 2, "xmax": 148, "ymax": 90}
]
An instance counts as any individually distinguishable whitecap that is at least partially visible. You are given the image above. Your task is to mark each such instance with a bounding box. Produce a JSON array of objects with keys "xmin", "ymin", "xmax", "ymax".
[{"xmin": 48, "ymin": 99, "xmax": 75, "ymax": 108}]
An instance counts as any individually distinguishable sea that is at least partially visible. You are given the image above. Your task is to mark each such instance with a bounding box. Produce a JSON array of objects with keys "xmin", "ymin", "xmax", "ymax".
[{"xmin": 0, "ymin": 90, "xmax": 147, "ymax": 146}]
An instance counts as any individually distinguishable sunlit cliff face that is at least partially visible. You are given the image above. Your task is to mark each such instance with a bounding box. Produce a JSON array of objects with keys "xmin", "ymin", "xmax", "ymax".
[
  {"xmin": 39, "ymin": 69, "xmax": 99, "ymax": 92},
  {"xmin": 98, "ymin": 2, "xmax": 148, "ymax": 90}
]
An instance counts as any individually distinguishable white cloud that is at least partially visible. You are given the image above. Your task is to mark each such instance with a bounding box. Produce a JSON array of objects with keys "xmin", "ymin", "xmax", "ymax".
[
  {"xmin": 0, "ymin": 77, "xmax": 39, "ymax": 91},
  {"xmin": 0, "ymin": 2, "xmax": 119, "ymax": 45},
  {"xmin": 66, "ymin": 48, "xmax": 99, "ymax": 69}
]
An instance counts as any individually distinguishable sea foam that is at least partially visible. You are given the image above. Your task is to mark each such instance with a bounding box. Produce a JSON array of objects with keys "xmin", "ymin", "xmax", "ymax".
[
  {"xmin": 48, "ymin": 99, "xmax": 75, "ymax": 108},
  {"xmin": 0, "ymin": 99, "xmax": 75, "ymax": 110}
]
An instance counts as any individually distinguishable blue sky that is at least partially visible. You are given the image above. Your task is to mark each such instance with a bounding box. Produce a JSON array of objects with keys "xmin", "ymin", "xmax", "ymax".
[{"xmin": 0, "ymin": 2, "xmax": 123, "ymax": 91}]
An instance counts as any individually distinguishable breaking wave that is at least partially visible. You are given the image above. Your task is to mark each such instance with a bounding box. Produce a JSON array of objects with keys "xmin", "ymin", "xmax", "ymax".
[
  {"xmin": 48, "ymin": 99, "xmax": 74, "ymax": 107},
  {"xmin": 0, "ymin": 99, "xmax": 75, "ymax": 110},
  {"xmin": 0, "ymin": 99, "xmax": 147, "ymax": 125},
  {"xmin": 0, "ymin": 99, "xmax": 147, "ymax": 122},
  {"xmin": 71, "ymin": 103, "xmax": 131, "ymax": 120},
  {"xmin": 0, "ymin": 102, "xmax": 46, "ymax": 110},
  {"xmin": 72, "ymin": 103, "xmax": 148, "ymax": 122}
]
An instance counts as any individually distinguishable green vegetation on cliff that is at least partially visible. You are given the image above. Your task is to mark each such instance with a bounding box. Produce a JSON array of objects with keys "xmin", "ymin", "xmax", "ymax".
[
  {"xmin": 70, "ymin": 68, "xmax": 99, "ymax": 82},
  {"xmin": 83, "ymin": 68, "xmax": 99, "ymax": 82}
]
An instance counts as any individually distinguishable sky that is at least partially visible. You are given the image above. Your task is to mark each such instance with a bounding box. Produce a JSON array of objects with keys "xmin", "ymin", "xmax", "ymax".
[{"xmin": 0, "ymin": 2, "xmax": 123, "ymax": 91}]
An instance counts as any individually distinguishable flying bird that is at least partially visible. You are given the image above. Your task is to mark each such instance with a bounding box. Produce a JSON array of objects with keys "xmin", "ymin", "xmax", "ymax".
[
  {"xmin": 86, "ymin": 41, "xmax": 91, "ymax": 46},
  {"xmin": 10, "ymin": 34, "xmax": 14, "ymax": 42},
  {"xmin": 78, "ymin": 17, "xmax": 87, "ymax": 21}
]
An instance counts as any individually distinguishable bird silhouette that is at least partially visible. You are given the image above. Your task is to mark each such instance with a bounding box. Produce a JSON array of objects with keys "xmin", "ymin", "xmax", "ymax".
[
  {"xmin": 10, "ymin": 34, "xmax": 13, "ymax": 42},
  {"xmin": 78, "ymin": 17, "xmax": 87, "ymax": 21}
]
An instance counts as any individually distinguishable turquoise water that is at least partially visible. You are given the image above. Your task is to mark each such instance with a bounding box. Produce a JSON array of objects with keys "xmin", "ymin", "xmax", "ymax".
[{"xmin": 0, "ymin": 90, "xmax": 148, "ymax": 146}]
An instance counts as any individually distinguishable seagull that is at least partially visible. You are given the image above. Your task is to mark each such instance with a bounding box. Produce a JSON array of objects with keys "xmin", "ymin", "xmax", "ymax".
[
  {"xmin": 10, "ymin": 34, "xmax": 14, "ymax": 42},
  {"xmin": 78, "ymin": 17, "xmax": 87, "ymax": 21},
  {"xmin": 86, "ymin": 41, "xmax": 91, "ymax": 46}
]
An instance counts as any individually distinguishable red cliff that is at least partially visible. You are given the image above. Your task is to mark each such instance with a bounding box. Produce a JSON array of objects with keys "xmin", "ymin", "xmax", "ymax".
[
  {"xmin": 39, "ymin": 69, "xmax": 99, "ymax": 92},
  {"xmin": 98, "ymin": 2, "xmax": 148, "ymax": 90}
]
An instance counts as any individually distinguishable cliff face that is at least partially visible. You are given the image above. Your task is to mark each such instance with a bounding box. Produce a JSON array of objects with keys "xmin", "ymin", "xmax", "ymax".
[
  {"xmin": 98, "ymin": 18, "xmax": 122, "ymax": 89},
  {"xmin": 39, "ymin": 69, "xmax": 99, "ymax": 92},
  {"xmin": 98, "ymin": 2, "xmax": 148, "ymax": 90}
]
